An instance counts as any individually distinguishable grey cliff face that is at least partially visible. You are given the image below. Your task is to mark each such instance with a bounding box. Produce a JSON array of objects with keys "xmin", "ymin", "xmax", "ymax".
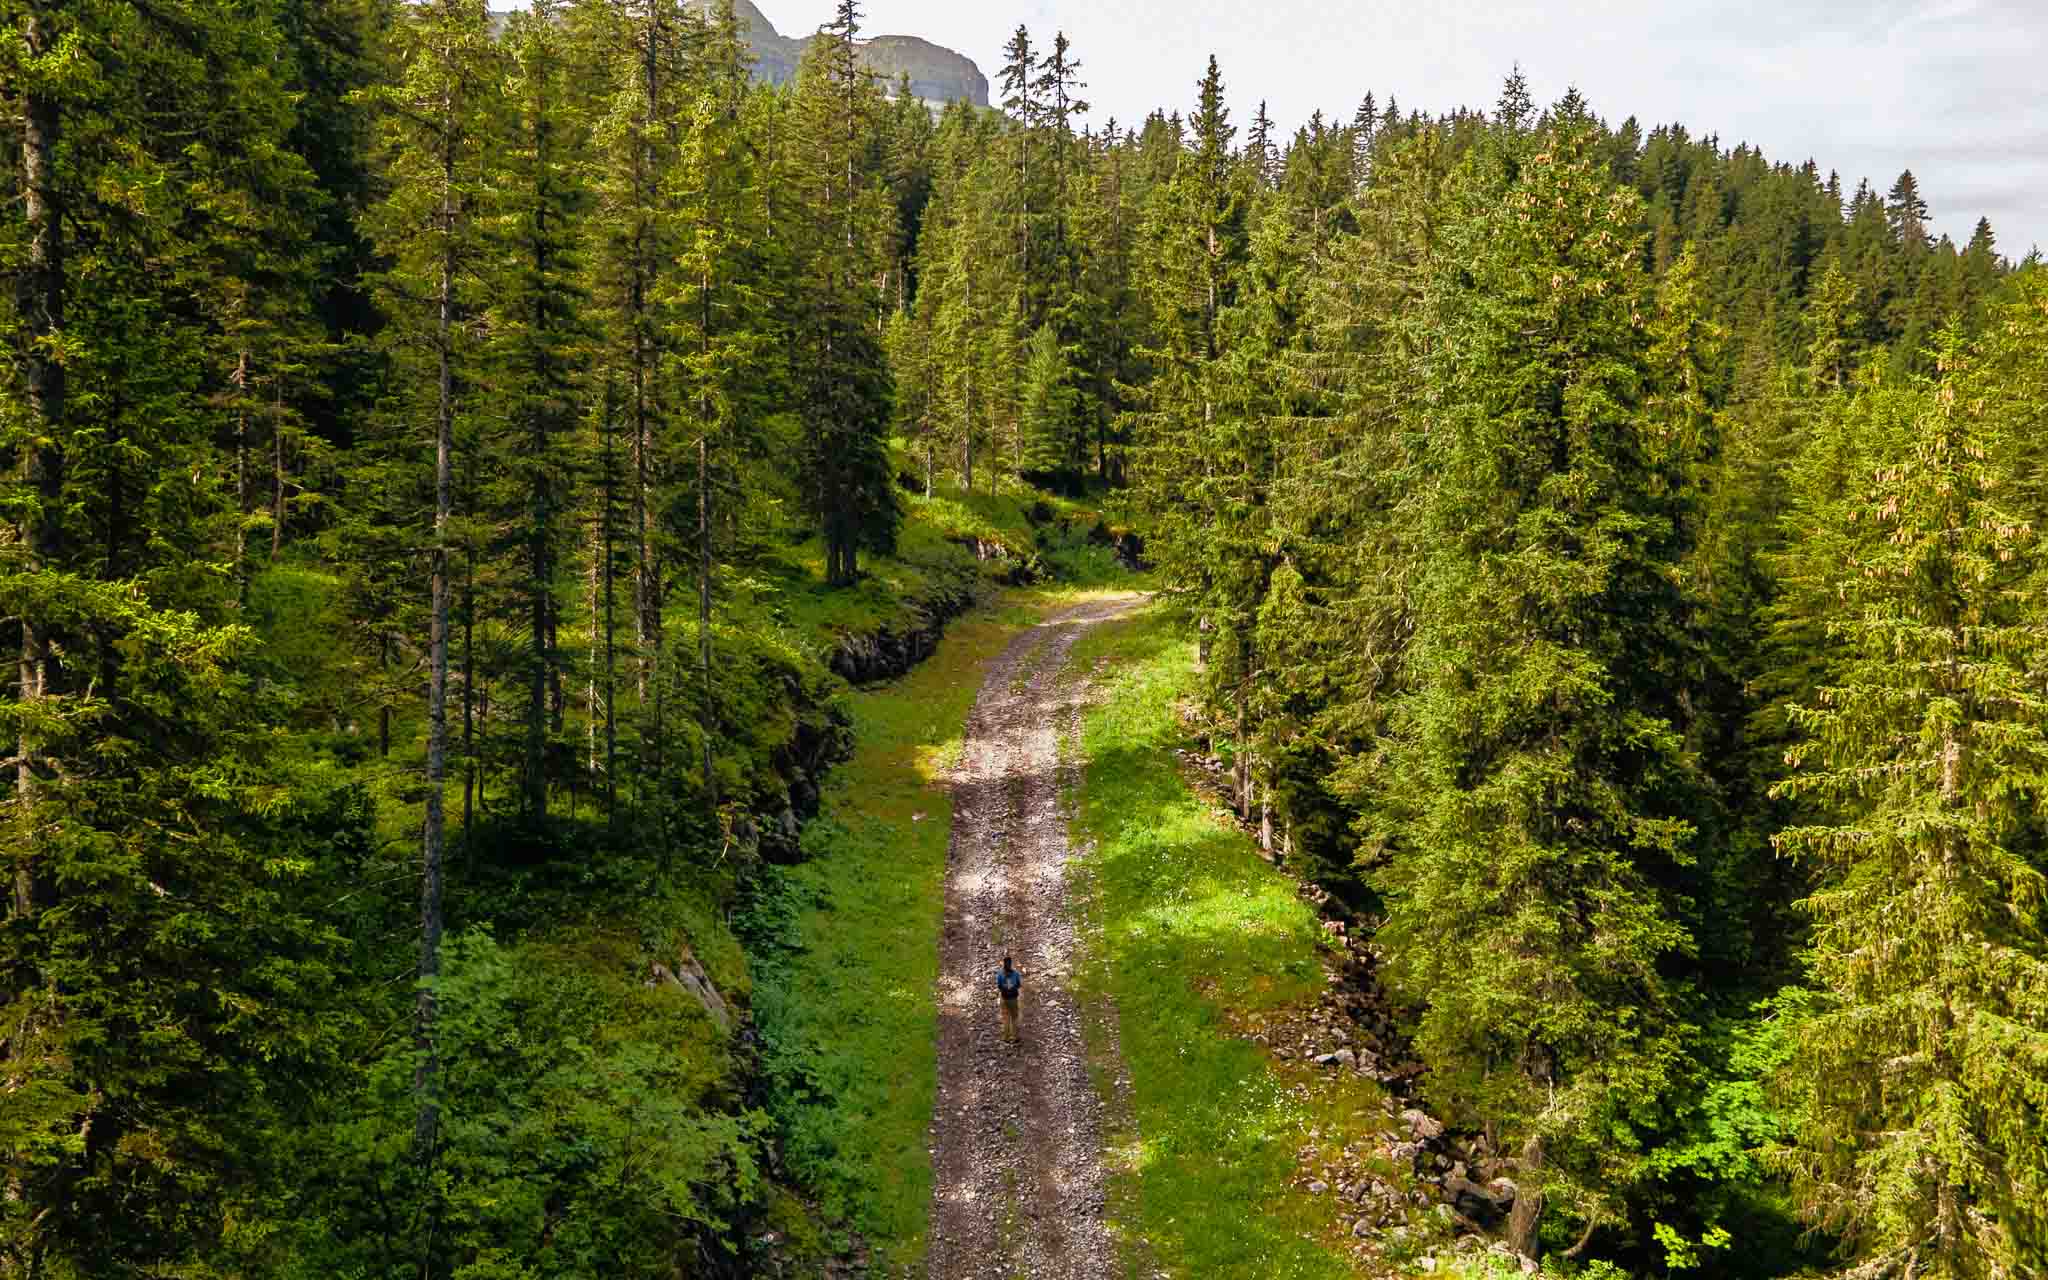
[
  {"xmin": 702, "ymin": 0, "xmax": 990, "ymax": 107},
  {"xmin": 854, "ymin": 34, "xmax": 990, "ymax": 109}
]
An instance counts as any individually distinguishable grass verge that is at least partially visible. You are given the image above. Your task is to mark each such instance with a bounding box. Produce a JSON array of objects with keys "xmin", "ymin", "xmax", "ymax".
[
  {"xmin": 1067, "ymin": 605, "xmax": 1363, "ymax": 1279},
  {"xmin": 741, "ymin": 594, "xmax": 1040, "ymax": 1274}
]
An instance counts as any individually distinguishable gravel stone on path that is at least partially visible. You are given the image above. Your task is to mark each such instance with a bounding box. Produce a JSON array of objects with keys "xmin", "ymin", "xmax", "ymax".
[{"xmin": 924, "ymin": 596, "xmax": 1142, "ymax": 1280}]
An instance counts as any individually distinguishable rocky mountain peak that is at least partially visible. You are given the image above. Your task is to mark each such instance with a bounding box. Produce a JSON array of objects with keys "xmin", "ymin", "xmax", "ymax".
[{"xmin": 693, "ymin": 1, "xmax": 989, "ymax": 108}]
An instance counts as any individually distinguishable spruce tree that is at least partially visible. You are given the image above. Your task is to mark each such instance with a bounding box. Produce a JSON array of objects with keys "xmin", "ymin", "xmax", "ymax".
[
  {"xmin": 1247, "ymin": 100, "xmax": 1277, "ymax": 191},
  {"xmin": 1886, "ymin": 168, "xmax": 1931, "ymax": 255},
  {"xmin": 1134, "ymin": 55, "xmax": 1247, "ymax": 596},
  {"xmin": 1377, "ymin": 92, "xmax": 1704, "ymax": 1254},
  {"xmin": 664, "ymin": 3, "xmax": 784, "ymax": 823},
  {"xmin": 1350, "ymin": 91, "xmax": 1378, "ymax": 179},
  {"xmin": 788, "ymin": 0, "xmax": 898, "ymax": 585},
  {"xmin": 1767, "ymin": 325, "xmax": 2048, "ymax": 1275},
  {"xmin": 484, "ymin": 0, "xmax": 593, "ymax": 827},
  {"xmin": 355, "ymin": 0, "xmax": 498, "ymax": 1189},
  {"xmin": 1, "ymin": 0, "xmax": 353, "ymax": 1266},
  {"xmin": 1034, "ymin": 31, "xmax": 1088, "ymax": 289},
  {"xmin": 570, "ymin": 0, "xmax": 691, "ymax": 723},
  {"xmin": 1804, "ymin": 253, "xmax": 1865, "ymax": 391}
]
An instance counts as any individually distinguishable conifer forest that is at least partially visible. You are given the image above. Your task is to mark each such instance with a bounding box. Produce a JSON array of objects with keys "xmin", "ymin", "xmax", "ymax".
[{"xmin": 3, "ymin": 0, "xmax": 2045, "ymax": 1276}]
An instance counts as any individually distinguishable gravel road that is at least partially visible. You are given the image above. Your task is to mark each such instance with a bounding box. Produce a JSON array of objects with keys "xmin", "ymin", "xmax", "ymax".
[{"xmin": 924, "ymin": 595, "xmax": 1143, "ymax": 1280}]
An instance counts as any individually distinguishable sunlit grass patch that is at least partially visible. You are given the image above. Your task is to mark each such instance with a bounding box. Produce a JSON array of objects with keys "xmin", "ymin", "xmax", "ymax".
[
  {"xmin": 745, "ymin": 599, "xmax": 1037, "ymax": 1274},
  {"xmin": 1069, "ymin": 605, "xmax": 1359, "ymax": 1280}
]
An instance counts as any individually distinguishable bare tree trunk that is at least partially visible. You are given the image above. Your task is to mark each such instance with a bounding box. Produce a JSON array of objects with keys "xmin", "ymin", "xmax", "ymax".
[
  {"xmin": 630, "ymin": 5, "xmax": 663, "ymax": 718},
  {"xmin": 13, "ymin": 2, "xmax": 64, "ymax": 932},
  {"xmin": 462, "ymin": 551, "xmax": 475, "ymax": 841},
  {"xmin": 586, "ymin": 546, "xmax": 600, "ymax": 784},
  {"xmin": 548, "ymin": 603, "xmax": 563, "ymax": 736},
  {"xmin": 696, "ymin": 264, "xmax": 719, "ymax": 818},
  {"xmin": 416, "ymin": 93, "xmax": 457, "ymax": 1182},
  {"xmin": 698, "ymin": 431, "xmax": 715, "ymax": 820},
  {"xmin": 1235, "ymin": 685, "xmax": 1251, "ymax": 820},
  {"xmin": 632, "ymin": 329, "xmax": 651, "ymax": 712},
  {"xmin": 526, "ymin": 392, "xmax": 550, "ymax": 825},
  {"xmin": 233, "ymin": 348, "xmax": 250, "ymax": 588},
  {"xmin": 600, "ymin": 385, "xmax": 618, "ymax": 824},
  {"xmin": 270, "ymin": 375, "xmax": 287, "ymax": 561},
  {"xmin": 525, "ymin": 120, "xmax": 555, "ymax": 829},
  {"xmin": 962, "ymin": 280, "xmax": 975, "ymax": 493},
  {"xmin": 527, "ymin": 504, "xmax": 547, "ymax": 826},
  {"xmin": 1506, "ymin": 1133, "xmax": 1545, "ymax": 1260}
]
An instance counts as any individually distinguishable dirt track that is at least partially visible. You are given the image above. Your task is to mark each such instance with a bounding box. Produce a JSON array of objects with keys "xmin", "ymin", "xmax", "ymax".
[{"xmin": 924, "ymin": 596, "xmax": 1143, "ymax": 1280}]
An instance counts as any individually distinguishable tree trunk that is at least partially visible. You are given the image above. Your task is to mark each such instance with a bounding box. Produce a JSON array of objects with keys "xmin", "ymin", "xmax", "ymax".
[
  {"xmin": 270, "ymin": 375, "xmax": 287, "ymax": 561},
  {"xmin": 962, "ymin": 276, "xmax": 975, "ymax": 492},
  {"xmin": 98, "ymin": 424, "xmax": 126, "ymax": 699},
  {"xmin": 600, "ymin": 386, "xmax": 618, "ymax": 824},
  {"xmin": 462, "ymin": 551, "xmax": 475, "ymax": 841},
  {"xmin": 630, "ymin": 2, "xmax": 663, "ymax": 718},
  {"xmin": 548, "ymin": 603, "xmax": 563, "ymax": 736},
  {"xmin": 526, "ymin": 391, "xmax": 549, "ymax": 825},
  {"xmin": 649, "ymin": 534, "xmax": 667, "ymax": 850},
  {"xmin": 1506, "ymin": 1133, "xmax": 1545, "ymax": 1260},
  {"xmin": 1235, "ymin": 685, "xmax": 1251, "ymax": 820},
  {"xmin": 698, "ymin": 431, "xmax": 716, "ymax": 819},
  {"xmin": 234, "ymin": 348, "xmax": 250, "ymax": 590},
  {"xmin": 527, "ymin": 505, "xmax": 548, "ymax": 827},
  {"xmin": 525, "ymin": 132, "xmax": 554, "ymax": 828},
  {"xmin": 416, "ymin": 100, "xmax": 457, "ymax": 1175},
  {"xmin": 14, "ymin": 9, "xmax": 64, "ymax": 925},
  {"xmin": 586, "ymin": 546, "xmax": 600, "ymax": 784}
]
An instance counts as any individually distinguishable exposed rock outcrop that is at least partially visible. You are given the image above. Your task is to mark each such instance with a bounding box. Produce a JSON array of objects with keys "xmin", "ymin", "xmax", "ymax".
[
  {"xmin": 824, "ymin": 573, "xmax": 980, "ymax": 686},
  {"xmin": 652, "ymin": 947, "xmax": 734, "ymax": 1032},
  {"xmin": 855, "ymin": 34, "xmax": 988, "ymax": 108},
  {"xmin": 692, "ymin": 0, "xmax": 989, "ymax": 107}
]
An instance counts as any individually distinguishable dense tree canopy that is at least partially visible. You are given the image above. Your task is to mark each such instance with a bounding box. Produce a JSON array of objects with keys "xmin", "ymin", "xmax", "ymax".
[{"xmin": 2, "ymin": 2, "xmax": 2042, "ymax": 1274}]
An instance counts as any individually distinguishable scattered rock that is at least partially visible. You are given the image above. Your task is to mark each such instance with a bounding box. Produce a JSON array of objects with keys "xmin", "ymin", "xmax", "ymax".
[
  {"xmin": 1308, "ymin": 1180, "xmax": 1328, "ymax": 1195},
  {"xmin": 1402, "ymin": 1108, "xmax": 1445, "ymax": 1141},
  {"xmin": 1444, "ymin": 1170, "xmax": 1515, "ymax": 1228}
]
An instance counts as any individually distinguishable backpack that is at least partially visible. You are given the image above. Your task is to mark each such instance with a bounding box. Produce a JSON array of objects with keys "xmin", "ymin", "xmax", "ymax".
[{"xmin": 997, "ymin": 968, "xmax": 1021, "ymax": 998}]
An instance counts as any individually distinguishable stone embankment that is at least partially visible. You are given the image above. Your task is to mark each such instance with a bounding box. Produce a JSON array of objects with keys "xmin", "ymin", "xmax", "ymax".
[{"xmin": 1175, "ymin": 747, "xmax": 1538, "ymax": 1268}]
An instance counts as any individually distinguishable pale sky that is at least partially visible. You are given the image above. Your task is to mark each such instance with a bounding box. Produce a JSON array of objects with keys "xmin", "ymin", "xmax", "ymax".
[{"xmin": 755, "ymin": 0, "xmax": 2046, "ymax": 257}]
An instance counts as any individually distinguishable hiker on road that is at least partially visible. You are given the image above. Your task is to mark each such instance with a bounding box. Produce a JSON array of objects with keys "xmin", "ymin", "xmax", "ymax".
[{"xmin": 997, "ymin": 954, "xmax": 1022, "ymax": 1043}]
